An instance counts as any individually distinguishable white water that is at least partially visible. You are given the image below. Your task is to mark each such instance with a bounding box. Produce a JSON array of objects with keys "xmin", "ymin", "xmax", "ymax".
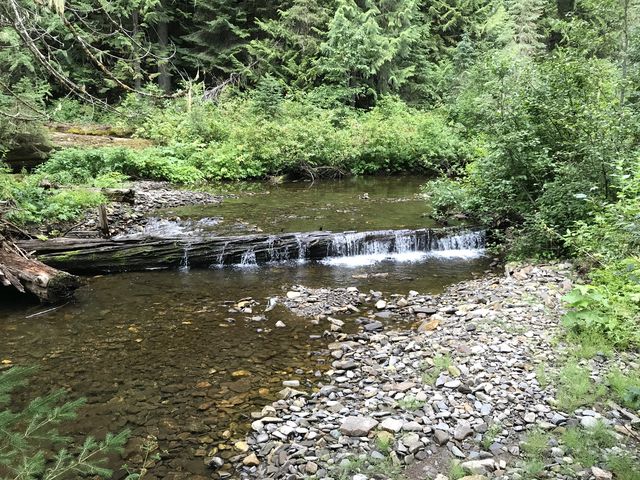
[
  {"xmin": 321, "ymin": 229, "xmax": 485, "ymax": 267},
  {"xmin": 179, "ymin": 243, "xmax": 191, "ymax": 272},
  {"xmin": 117, "ymin": 217, "xmax": 222, "ymax": 239},
  {"xmin": 321, "ymin": 251, "xmax": 428, "ymax": 267},
  {"xmin": 238, "ymin": 248, "xmax": 258, "ymax": 268},
  {"xmin": 225, "ymin": 229, "xmax": 484, "ymax": 268}
]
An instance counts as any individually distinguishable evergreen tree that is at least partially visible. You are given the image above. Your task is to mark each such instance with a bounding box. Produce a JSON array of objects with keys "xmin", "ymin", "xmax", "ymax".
[
  {"xmin": 182, "ymin": 0, "xmax": 283, "ymax": 80},
  {"xmin": 249, "ymin": 0, "xmax": 336, "ymax": 89},
  {"xmin": 319, "ymin": 0, "xmax": 421, "ymax": 106},
  {"xmin": 508, "ymin": 0, "xmax": 545, "ymax": 56}
]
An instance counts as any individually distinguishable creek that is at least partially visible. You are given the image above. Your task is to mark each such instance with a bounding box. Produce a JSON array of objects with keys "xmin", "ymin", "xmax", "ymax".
[{"xmin": 0, "ymin": 177, "xmax": 490, "ymax": 479}]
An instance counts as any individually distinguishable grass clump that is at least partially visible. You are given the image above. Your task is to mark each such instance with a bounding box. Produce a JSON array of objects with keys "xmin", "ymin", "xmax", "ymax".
[
  {"xmin": 374, "ymin": 432, "xmax": 394, "ymax": 455},
  {"xmin": 561, "ymin": 422, "xmax": 616, "ymax": 468},
  {"xmin": 448, "ymin": 460, "xmax": 470, "ymax": 480},
  {"xmin": 520, "ymin": 430, "xmax": 551, "ymax": 478},
  {"xmin": 480, "ymin": 422, "xmax": 502, "ymax": 450},
  {"xmin": 421, "ymin": 354, "xmax": 453, "ymax": 385},
  {"xmin": 607, "ymin": 368, "xmax": 640, "ymax": 410},
  {"xmin": 565, "ymin": 332, "xmax": 615, "ymax": 359},
  {"xmin": 607, "ymin": 453, "xmax": 640, "ymax": 480},
  {"xmin": 522, "ymin": 429, "xmax": 551, "ymax": 459},
  {"xmin": 556, "ymin": 361, "xmax": 606, "ymax": 412},
  {"xmin": 535, "ymin": 364, "xmax": 551, "ymax": 389},
  {"xmin": 332, "ymin": 453, "xmax": 403, "ymax": 480},
  {"xmin": 396, "ymin": 395, "xmax": 425, "ymax": 412}
]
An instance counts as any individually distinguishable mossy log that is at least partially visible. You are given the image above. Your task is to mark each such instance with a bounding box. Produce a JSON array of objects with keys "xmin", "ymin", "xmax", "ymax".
[
  {"xmin": 16, "ymin": 228, "xmax": 467, "ymax": 275},
  {"xmin": 0, "ymin": 236, "xmax": 80, "ymax": 302}
]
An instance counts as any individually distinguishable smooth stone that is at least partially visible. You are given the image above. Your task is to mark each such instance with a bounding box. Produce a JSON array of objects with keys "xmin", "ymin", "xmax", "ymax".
[
  {"xmin": 434, "ymin": 429, "xmax": 450, "ymax": 445},
  {"xmin": 380, "ymin": 418, "xmax": 404, "ymax": 433},
  {"xmin": 454, "ymin": 422, "xmax": 474, "ymax": 441},
  {"xmin": 339, "ymin": 416, "xmax": 379, "ymax": 437},
  {"xmin": 242, "ymin": 453, "xmax": 260, "ymax": 466},
  {"xmin": 581, "ymin": 416, "xmax": 599, "ymax": 429},
  {"xmin": 591, "ymin": 466, "xmax": 613, "ymax": 480},
  {"xmin": 460, "ymin": 459, "xmax": 495, "ymax": 474}
]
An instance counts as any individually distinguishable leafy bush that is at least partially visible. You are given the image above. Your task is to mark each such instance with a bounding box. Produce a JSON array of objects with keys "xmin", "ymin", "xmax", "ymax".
[
  {"xmin": 430, "ymin": 48, "xmax": 638, "ymax": 256},
  {"xmin": 39, "ymin": 146, "xmax": 204, "ymax": 185},
  {"xmin": 562, "ymin": 260, "xmax": 640, "ymax": 348},
  {"xmin": 0, "ymin": 169, "xmax": 105, "ymax": 226},
  {"xmin": 562, "ymin": 162, "xmax": 640, "ymax": 349},
  {"xmin": 422, "ymin": 177, "xmax": 472, "ymax": 218},
  {"xmin": 132, "ymin": 94, "xmax": 472, "ymax": 180}
]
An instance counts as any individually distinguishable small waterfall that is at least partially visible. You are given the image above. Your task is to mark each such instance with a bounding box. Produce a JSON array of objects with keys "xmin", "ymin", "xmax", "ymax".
[
  {"xmin": 295, "ymin": 234, "xmax": 308, "ymax": 263},
  {"xmin": 394, "ymin": 230, "xmax": 417, "ymax": 252},
  {"xmin": 266, "ymin": 236, "xmax": 293, "ymax": 263},
  {"xmin": 239, "ymin": 248, "xmax": 258, "ymax": 268},
  {"xmin": 179, "ymin": 243, "xmax": 191, "ymax": 272},
  {"xmin": 192, "ymin": 228, "xmax": 484, "ymax": 270},
  {"xmin": 431, "ymin": 230, "xmax": 485, "ymax": 251},
  {"xmin": 329, "ymin": 232, "xmax": 394, "ymax": 257},
  {"xmin": 210, "ymin": 241, "xmax": 229, "ymax": 268},
  {"xmin": 322, "ymin": 229, "xmax": 485, "ymax": 266}
]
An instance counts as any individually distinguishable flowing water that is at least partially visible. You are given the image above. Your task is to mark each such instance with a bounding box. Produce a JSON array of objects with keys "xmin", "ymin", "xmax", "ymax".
[{"xmin": 0, "ymin": 177, "xmax": 490, "ymax": 479}]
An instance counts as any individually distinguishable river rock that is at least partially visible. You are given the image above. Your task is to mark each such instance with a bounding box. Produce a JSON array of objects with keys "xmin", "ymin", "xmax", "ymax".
[
  {"xmin": 434, "ymin": 429, "xmax": 450, "ymax": 445},
  {"xmin": 243, "ymin": 453, "xmax": 260, "ymax": 466},
  {"xmin": 380, "ymin": 418, "xmax": 404, "ymax": 433},
  {"xmin": 454, "ymin": 422, "xmax": 474, "ymax": 441},
  {"xmin": 591, "ymin": 466, "xmax": 613, "ymax": 480},
  {"xmin": 339, "ymin": 416, "xmax": 379, "ymax": 436},
  {"xmin": 236, "ymin": 263, "xmax": 639, "ymax": 480}
]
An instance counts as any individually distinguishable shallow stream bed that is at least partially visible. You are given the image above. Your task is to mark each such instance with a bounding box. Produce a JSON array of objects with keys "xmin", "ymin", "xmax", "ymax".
[{"xmin": 0, "ymin": 177, "xmax": 490, "ymax": 479}]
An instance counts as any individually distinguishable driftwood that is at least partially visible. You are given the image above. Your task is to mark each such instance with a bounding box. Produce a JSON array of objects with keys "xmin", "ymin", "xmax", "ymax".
[
  {"xmin": 0, "ymin": 235, "xmax": 80, "ymax": 302},
  {"xmin": 16, "ymin": 228, "xmax": 469, "ymax": 275}
]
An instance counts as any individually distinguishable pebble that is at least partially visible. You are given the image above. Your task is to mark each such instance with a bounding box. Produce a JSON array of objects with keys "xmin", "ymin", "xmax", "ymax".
[{"xmin": 235, "ymin": 264, "xmax": 638, "ymax": 480}]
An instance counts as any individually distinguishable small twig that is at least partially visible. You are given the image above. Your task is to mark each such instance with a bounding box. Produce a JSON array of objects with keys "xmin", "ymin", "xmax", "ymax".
[
  {"xmin": 25, "ymin": 302, "xmax": 68, "ymax": 319},
  {"xmin": 62, "ymin": 221, "xmax": 86, "ymax": 237},
  {"xmin": 0, "ymin": 218, "xmax": 34, "ymax": 239}
]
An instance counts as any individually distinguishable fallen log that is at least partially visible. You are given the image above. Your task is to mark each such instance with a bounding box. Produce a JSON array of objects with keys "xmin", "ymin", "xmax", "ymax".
[
  {"xmin": 16, "ymin": 228, "xmax": 484, "ymax": 275},
  {"xmin": 0, "ymin": 235, "xmax": 80, "ymax": 302}
]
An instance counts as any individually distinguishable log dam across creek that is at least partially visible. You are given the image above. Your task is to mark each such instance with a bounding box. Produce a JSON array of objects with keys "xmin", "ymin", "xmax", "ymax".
[{"xmin": 18, "ymin": 228, "xmax": 486, "ymax": 274}]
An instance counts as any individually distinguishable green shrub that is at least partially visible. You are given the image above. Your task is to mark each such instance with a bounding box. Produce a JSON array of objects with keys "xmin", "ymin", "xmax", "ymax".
[
  {"xmin": 422, "ymin": 177, "xmax": 472, "ymax": 218},
  {"xmin": 0, "ymin": 168, "xmax": 106, "ymax": 226},
  {"xmin": 39, "ymin": 146, "xmax": 205, "ymax": 185},
  {"xmin": 562, "ymin": 259, "xmax": 640, "ymax": 348},
  {"xmin": 131, "ymin": 94, "xmax": 472, "ymax": 180}
]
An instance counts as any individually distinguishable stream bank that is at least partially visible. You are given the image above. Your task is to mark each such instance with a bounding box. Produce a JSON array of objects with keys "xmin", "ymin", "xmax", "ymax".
[{"xmin": 234, "ymin": 263, "xmax": 640, "ymax": 480}]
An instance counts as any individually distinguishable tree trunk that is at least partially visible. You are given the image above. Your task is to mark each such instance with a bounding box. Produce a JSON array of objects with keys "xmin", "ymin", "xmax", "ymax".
[
  {"xmin": 157, "ymin": 3, "xmax": 171, "ymax": 93},
  {"xmin": 0, "ymin": 236, "xmax": 80, "ymax": 302},
  {"xmin": 16, "ymin": 228, "xmax": 479, "ymax": 275},
  {"xmin": 132, "ymin": 10, "xmax": 142, "ymax": 91}
]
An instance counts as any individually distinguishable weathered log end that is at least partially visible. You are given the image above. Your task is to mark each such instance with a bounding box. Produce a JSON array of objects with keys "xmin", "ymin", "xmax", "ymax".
[{"xmin": 0, "ymin": 238, "xmax": 80, "ymax": 303}]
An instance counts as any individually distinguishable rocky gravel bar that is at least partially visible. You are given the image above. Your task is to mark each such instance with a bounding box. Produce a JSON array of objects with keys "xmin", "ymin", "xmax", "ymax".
[
  {"xmin": 220, "ymin": 263, "xmax": 640, "ymax": 480},
  {"xmin": 74, "ymin": 181, "xmax": 225, "ymax": 237}
]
